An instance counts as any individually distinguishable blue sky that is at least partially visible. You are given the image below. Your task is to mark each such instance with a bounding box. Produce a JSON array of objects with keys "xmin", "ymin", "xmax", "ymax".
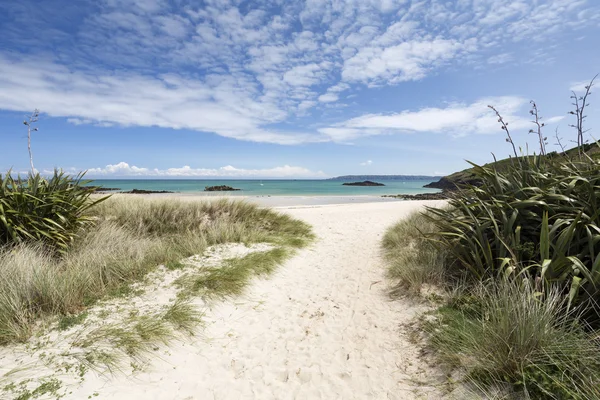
[{"xmin": 0, "ymin": 0, "xmax": 599, "ymax": 178}]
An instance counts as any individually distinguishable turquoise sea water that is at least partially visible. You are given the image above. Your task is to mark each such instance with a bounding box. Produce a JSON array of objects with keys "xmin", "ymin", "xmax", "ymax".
[{"xmin": 87, "ymin": 179, "xmax": 440, "ymax": 196}]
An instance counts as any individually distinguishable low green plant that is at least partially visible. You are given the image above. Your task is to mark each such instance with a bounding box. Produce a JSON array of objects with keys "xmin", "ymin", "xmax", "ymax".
[
  {"xmin": 0, "ymin": 170, "xmax": 106, "ymax": 253},
  {"xmin": 58, "ymin": 312, "xmax": 89, "ymax": 331},
  {"xmin": 74, "ymin": 301, "xmax": 201, "ymax": 371}
]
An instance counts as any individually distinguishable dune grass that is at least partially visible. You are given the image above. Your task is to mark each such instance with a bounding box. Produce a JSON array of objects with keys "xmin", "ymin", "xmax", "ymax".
[
  {"xmin": 72, "ymin": 300, "xmax": 202, "ymax": 372},
  {"xmin": 381, "ymin": 211, "xmax": 446, "ymax": 296},
  {"xmin": 176, "ymin": 247, "xmax": 289, "ymax": 300},
  {"xmin": 0, "ymin": 196, "xmax": 313, "ymax": 344},
  {"xmin": 428, "ymin": 281, "xmax": 600, "ymax": 399},
  {"xmin": 382, "ymin": 210, "xmax": 600, "ymax": 398}
]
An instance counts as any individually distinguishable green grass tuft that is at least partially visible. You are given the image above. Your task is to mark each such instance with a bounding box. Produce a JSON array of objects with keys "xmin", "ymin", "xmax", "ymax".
[
  {"xmin": 58, "ymin": 312, "xmax": 89, "ymax": 331},
  {"xmin": 177, "ymin": 248, "xmax": 290, "ymax": 300},
  {"xmin": 426, "ymin": 281, "xmax": 600, "ymax": 399},
  {"xmin": 165, "ymin": 261, "xmax": 186, "ymax": 271},
  {"xmin": 162, "ymin": 300, "xmax": 203, "ymax": 335},
  {"xmin": 381, "ymin": 210, "xmax": 446, "ymax": 296}
]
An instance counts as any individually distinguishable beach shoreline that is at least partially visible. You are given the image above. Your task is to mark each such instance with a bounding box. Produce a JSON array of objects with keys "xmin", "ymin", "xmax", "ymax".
[{"xmin": 102, "ymin": 193, "xmax": 415, "ymax": 207}]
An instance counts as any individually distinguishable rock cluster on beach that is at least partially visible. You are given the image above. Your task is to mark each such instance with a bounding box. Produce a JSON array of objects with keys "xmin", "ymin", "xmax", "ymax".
[
  {"xmin": 85, "ymin": 186, "xmax": 121, "ymax": 192},
  {"xmin": 124, "ymin": 189, "xmax": 175, "ymax": 194},
  {"xmin": 342, "ymin": 180, "xmax": 385, "ymax": 186},
  {"xmin": 382, "ymin": 192, "xmax": 449, "ymax": 200},
  {"xmin": 204, "ymin": 185, "xmax": 241, "ymax": 192}
]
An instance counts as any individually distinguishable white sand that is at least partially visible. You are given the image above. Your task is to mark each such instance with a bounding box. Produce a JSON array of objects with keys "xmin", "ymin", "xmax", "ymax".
[{"xmin": 3, "ymin": 200, "xmax": 447, "ymax": 399}]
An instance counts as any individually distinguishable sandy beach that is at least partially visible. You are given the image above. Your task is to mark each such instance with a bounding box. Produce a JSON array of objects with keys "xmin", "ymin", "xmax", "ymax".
[
  {"xmin": 144, "ymin": 193, "xmax": 407, "ymax": 207},
  {"xmin": 1, "ymin": 198, "xmax": 446, "ymax": 399}
]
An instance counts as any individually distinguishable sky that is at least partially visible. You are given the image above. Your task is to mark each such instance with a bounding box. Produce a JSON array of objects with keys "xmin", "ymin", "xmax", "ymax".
[{"xmin": 0, "ymin": 0, "xmax": 599, "ymax": 179}]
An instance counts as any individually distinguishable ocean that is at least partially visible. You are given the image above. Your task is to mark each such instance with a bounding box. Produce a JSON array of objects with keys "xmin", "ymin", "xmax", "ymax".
[{"xmin": 87, "ymin": 179, "xmax": 441, "ymax": 196}]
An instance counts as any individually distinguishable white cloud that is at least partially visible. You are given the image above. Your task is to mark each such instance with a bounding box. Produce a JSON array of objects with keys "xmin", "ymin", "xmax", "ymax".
[
  {"xmin": 283, "ymin": 63, "xmax": 327, "ymax": 87},
  {"xmin": 342, "ymin": 39, "xmax": 468, "ymax": 84},
  {"xmin": 360, "ymin": 160, "xmax": 373, "ymax": 166},
  {"xmin": 86, "ymin": 162, "xmax": 327, "ymax": 178},
  {"xmin": 320, "ymin": 96, "xmax": 564, "ymax": 141},
  {"xmin": 0, "ymin": 55, "xmax": 325, "ymax": 145},
  {"xmin": 488, "ymin": 52, "xmax": 513, "ymax": 64},
  {"xmin": 570, "ymin": 80, "xmax": 595, "ymax": 92},
  {"xmin": 546, "ymin": 116, "xmax": 566, "ymax": 124},
  {"xmin": 318, "ymin": 93, "xmax": 339, "ymax": 103}
]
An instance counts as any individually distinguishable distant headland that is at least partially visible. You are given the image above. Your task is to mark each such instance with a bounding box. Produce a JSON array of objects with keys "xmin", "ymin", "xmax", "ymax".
[{"xmin": 327, "ymin": 175, "xmax": 440, "ymax": 181}]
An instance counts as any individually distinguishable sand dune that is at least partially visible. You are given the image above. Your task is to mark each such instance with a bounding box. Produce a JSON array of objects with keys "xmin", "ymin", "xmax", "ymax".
[{"xmin": 10, "ymin": 200, "xmax": 446, "ymax": 399}]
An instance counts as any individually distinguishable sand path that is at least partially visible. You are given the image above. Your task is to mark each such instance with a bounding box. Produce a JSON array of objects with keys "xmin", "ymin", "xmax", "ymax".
[{"xmin": 66, "ymin": 200, "xmax": 444, "ymax": 399}]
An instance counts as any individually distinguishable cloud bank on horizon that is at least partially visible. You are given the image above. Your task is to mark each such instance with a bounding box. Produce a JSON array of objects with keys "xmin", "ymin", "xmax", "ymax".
[
  {"xmin": 79, "ymin": 162, "xmax": 326, "ymax": 178},
  {"xmin": 0, "ymin": 0, "xmax": 599, "ymax": 177}
]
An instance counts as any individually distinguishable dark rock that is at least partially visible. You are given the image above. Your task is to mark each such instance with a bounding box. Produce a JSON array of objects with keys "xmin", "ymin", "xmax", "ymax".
[
  {"xmin": 124, "ymin": 189, "xmax": 174, "ymax": 194},
  {"xmin": 84, "ymin": 186, "xmax": 121, "ymax": 192},
  {"xmin": 204, "ymin": 185, "xmax": 241, "ymax": 192},
  {"xmin": 342, "ymin": 181, "xmax": 385, "ymax": 186},
  {"xmin": 382, "ymin": 192, "xmax": 449, "ymax": 200},
  {"xmin": 423, "ymin": 176, "xmax": 480, "ymax": 190}
]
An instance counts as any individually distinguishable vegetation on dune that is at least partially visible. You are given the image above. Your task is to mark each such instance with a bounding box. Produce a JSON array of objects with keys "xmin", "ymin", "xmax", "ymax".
[
  {"xmin": 382, "ymin": 211, "xmax": 446, "ymax": 295},
  {"xmin": 176, "ymin": 247, "xmax": 290, "ymax": 300},
  {"xmin": 0, "ymin": 170, "xmax": 107, "ymax": 253},
  {"xmin": 0, "ymin": 193, "xmax": 313, "ymax": 344},
  {"xmin": 425, "ymin": 143, "xmax": 600, "ymax": 190},
  {"xmin": 428, "ymin": 155, "xmax": 600, "ymax": 316},
  {"xmin": 428, "ymin": 281, "xmax": 600, "ymax": 399},
  {"xmin": 383, "ymin": 76, "xmax": 600, "ymax": 398}
]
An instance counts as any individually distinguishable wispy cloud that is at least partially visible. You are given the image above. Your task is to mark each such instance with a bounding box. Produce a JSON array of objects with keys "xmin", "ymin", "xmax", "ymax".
[
  {"xmin": 0, "ymin": 55, "xmax": 324, "ymax": 145},
  {"xmin": 569, "ymin": 79, "xmax": 596, "ymax": 92},
  {"xmin": 320, "ymin": 97, "xmax": 564, "ymax": 141},
  {"xmin": 82, "ymin": 162, "xmax": 327, "ymax": 178},
  {"xmin": 488, "ymin": 53, "xmax": 513, "ymax": 65},
  {"xmin": 360, "ymin": 160, "xmax": 373, "ymax": 166}
]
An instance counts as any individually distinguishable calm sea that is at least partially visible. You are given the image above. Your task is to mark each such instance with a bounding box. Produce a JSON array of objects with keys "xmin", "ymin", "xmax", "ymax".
[{"xmin": 87, "ymin": 179, "xmax": 440, "ymax": 196}]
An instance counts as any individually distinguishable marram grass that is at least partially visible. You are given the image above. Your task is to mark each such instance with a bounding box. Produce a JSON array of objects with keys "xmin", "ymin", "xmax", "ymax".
[
  {"xmin": 0, "ymin": 196, "xmax": 313, "ymax": 344},
  {"xmin": 381, "ymin": 210, "xmax": 446, "ymax": 296}
]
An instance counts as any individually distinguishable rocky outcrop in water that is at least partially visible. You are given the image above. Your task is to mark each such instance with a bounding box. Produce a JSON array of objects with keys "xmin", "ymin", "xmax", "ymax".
[
  {"xmin": 204, "ymin": 185, "xmax": 241, "ymax": 192},
  {"xmin": 342, "ymin": 181, "xmax": 385, "ymax": 186},
  {"xmin": 423, "ymin": 176, "xmax": 481, "ymax": 190}
]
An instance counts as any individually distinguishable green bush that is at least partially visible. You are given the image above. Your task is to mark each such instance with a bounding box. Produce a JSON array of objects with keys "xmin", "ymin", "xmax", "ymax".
[
  {"xmin": 0, "ymin": 171, "xmax": 105, "ymax": 253},
  {"xmin": 426, "ymin": 154, "xmax": 600, "ymax": 316}
]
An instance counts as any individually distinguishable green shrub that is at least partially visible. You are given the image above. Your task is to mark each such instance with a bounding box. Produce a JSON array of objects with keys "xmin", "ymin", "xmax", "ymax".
[
  {"xmin": 426, "ymin": 154, "xmax": 600, "ymax": 316},
  {"xmin": 0, "ymin": 170, "xmax": 105, "ymax": 253}
]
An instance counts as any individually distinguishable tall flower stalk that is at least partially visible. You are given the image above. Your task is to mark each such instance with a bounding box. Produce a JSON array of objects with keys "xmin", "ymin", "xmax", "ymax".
[{"xmin": 23, "ymin": 109, "xmax": 40, "ymax": 173}]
